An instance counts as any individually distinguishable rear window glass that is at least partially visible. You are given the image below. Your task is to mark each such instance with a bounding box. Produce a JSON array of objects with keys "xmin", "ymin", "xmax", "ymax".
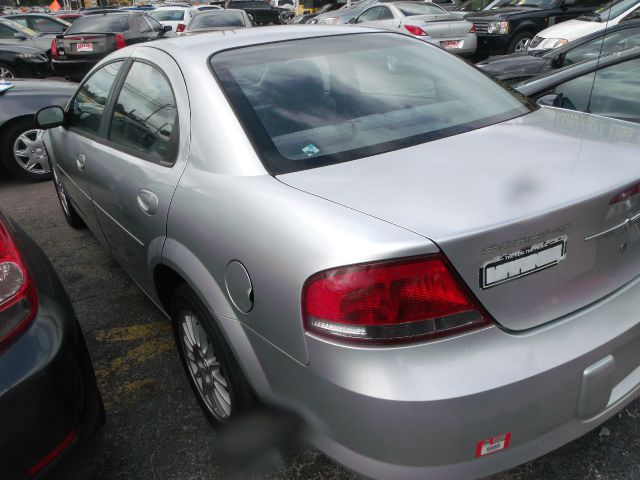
[
  {"xmin": 67, "ymin": 14, "xmax": 130, "ymax": 33},
  {"xmin": 149, "ymin": 9, "xmax": 186, "ymax": 21},
  {"xmin": 397, "ymin": 3, "xmax": 447, "ymax": 14},
  {"xmin": 190, "ymin": 11, "xmax": 245, "ymax": 28},
  {"xmin": 210, "ymin": 33, "xmax": 532, "ymax": 174}
]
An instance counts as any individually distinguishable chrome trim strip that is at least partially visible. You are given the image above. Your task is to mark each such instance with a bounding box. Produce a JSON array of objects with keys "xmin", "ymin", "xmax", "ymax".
[{"xmin": 585, "ymin": 213, "xmax": 640, "ymax": 241}]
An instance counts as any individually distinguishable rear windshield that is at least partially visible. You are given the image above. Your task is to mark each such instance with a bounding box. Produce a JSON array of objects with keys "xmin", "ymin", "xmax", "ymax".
[
  {"xmin": 397, "ymin": 3, "xmax": 447, "ymax": 15},
  {"xmin": 189, "ymin": 11, "xmax": 245, "ymax": 28},
  {"xmin": 149, "ymin": 9, "xmax": 186, "ymax": 21},
  {"xmin": 211, "ymin": 33, "xmax": 532, "ymax": 174},
  {"xmin": 67, "ymin": 14, "xmax": 130, "ymax": 33}
]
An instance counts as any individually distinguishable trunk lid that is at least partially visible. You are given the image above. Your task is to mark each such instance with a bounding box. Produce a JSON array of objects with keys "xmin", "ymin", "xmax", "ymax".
[
  {"xmin": 60, "ymin": 33, "xmax": 115, "ymax": 58},
  {"xmin": 406, "ymin": 15, "xmax": 472, "ymax": 38},
  {"xmin": 278, "ymin": 108, "xmax": 640, "ymax": 331}
]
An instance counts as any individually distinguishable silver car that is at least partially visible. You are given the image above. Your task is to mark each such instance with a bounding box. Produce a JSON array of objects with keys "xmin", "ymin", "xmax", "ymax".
[
  {"xmin": 350, "ymin": 1, "xmax": 477, "ymax": 55},
  {"xmin": 37, "ymin": 26, "xmax": 640, "ymax": 480}
]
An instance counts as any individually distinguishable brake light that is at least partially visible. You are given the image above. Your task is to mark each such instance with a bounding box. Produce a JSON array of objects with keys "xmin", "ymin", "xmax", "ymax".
[
  {"xmin": 404, "ymin": 24, "xmax": 428, "ymax": 36},
  {"xmin": 50, "ymin": 38, "xmax": 59, "ymax": 59},
  {"xmin": 0, "ymin": 218, "xmax": 37, "ymax": 350},
  {"xmin": 114, "ymin": 33, "xmax": 126, "ymax": 49},
  {"xmin": 302, "ymin": 255, "xmax": 491, "ymax": 344},
  {"xmin": 469, "ymin": 23, "xmax": 476, "ymax": 33},
  {"xmin": 609, "ymin": 182, "xmax": 640, "ymax": 205},
  {"xmin": 176, "ymin": 23, "xmax": 186, "ymax": 33}
]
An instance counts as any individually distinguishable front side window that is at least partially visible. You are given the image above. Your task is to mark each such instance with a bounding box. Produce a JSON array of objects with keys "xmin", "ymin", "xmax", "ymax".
[
  {"xmin": 31, "ymin": 16, "xmax": 68, "ymax": 32},
  {"xmin": 108, "ymin": 62, "xmax": 178, "ymax": 163},
  {"xmin": 211, "ymin": 33, "xmax": 532, "ymax": 174},
  {"xmin": 547, "ymin": 72, "xmax": 595, "ymax": 112},
  {"xmin": 69, "ymin": 61, "xmax": 123, "ymax": 137},
  {"xmin": 589, "ymin": 57, "xmax": 640, "ymax": 123},
  {"xmin": 9, "ymin": 16, "xmax": 29, "ymax": 27},
  {"xmin": 357, "ymin": 7, "xmax": 383, "ymax": 22}
]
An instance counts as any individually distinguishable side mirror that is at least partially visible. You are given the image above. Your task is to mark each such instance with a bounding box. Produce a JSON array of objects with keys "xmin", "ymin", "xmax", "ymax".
[
  {"xmin": 348, "ymin": 17, "xmax": 357, "ymax": 24},
  {"xmin": 536, "ymin": 93, "xmax": 561, "ymax": 107},
  {"xmin": 36, "ymin": 105, "xmax": 65, "ymax": 129},
  {"xmin": 13, "ymin": 32, "xmax": 28, "ymax": 40},
  {"xmin": 163, "ymin": 24, "xmax": 173, "ymax": 32},
  {"xmin": 551, "ymin": 52, "xmax": 565, "ymax": 68}
]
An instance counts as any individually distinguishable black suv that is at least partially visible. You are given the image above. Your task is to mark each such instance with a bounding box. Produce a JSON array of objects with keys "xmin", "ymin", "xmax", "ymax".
[
  {"xmin": 225, "ymin": 0, "xmax": 281, "ymax": 24},
  {"xmin": 469, "ymin": 0, "xmax": 602, "ymax": 57}
]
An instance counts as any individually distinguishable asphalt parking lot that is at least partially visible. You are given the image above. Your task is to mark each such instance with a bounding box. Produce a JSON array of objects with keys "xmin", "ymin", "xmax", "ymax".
[{"xmin": 1, "ymin": 175, "xmax": 640, "ymax": 480}]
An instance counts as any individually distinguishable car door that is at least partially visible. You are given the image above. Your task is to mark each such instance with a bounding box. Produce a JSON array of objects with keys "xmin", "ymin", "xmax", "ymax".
[
  {"xmin": 88, "ymin": 49, "xmax": 190, "ymax": 295},
  {"xmin": 47, "ymin": 60, "xmax": 126, "ymax": 248}
]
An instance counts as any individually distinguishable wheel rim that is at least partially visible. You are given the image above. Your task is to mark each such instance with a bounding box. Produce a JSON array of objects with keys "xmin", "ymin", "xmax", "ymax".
[
  {"xmin": 179, "ymin": 311, "xmax": 232, "ymax": 420},
  {"xmin": 52, "ymin": 166, "xmax": 70, "ymax": 217},
  {"xmin": 0, "ymin": 66, "xmax": 14, "ymax": 78},
  {"xmin": 13, "ymin": 129, "xmax": 51, "ymax": 175},
  {"xmin": 514, "ymin": 37, "xmax": 531, "ymax": 52}
]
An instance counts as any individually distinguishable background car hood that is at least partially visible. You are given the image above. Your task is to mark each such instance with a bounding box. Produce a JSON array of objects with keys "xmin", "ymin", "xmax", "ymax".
[
  {"xmin": 468, "ymin": 6, "xmax": 541, "ymax": 19},
  {"xmin": 278, "ymin": 107, "xmax": 640, "ymax": 330},
  {"xmin": 1, "ymin": 78, "xmax": 77, "ymax": 97},
  {"xmin": 476, "ymin": 51, "xmax": 548, "ymax": 77},
  {"xmin": 535, "ymin": 18, "xmax": 604, "ymax": 42}
]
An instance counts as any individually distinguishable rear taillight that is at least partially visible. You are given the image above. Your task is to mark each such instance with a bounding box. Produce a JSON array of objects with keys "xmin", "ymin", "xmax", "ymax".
[
  {"xmin": 404, "ymin": 25, "xmax": 428, "ymax": 36},
  {"xmin": 50, "ymin": 38, "xmax": 59, "ymax": 59},
  {"xmin": 302, "ymin": 255, "xmax": 491, "ymax": 344},
  {"xmin": 0, "ymin": 219, "xmax": 37, "ymax": 350},
  {"xmin": 114, "ymin": 33, "xmax": 126, "ymax": 49},
  {"xmin": 176, "ymin": 23, "xmax": 186, "ymax": 33},
  {"xmin": 609, "ymin": 182, "xmax": 640, "ymax": 205},
  {"xmin": 469, "ymin": 23, "xmax": 476, "ymax": 33}
]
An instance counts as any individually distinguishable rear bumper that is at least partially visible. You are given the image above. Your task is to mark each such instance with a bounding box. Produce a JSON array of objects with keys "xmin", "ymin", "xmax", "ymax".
[
  {"xmin": 0, "ymin": 226, "xmax": 103, "ymax": 480},
  {"xmin": 234, "ymin": 271, "xmax": 640, "ymax": 479},
  {"xmin": 428, "ymin": 34, "xmax": 477, "ymax": 56},
  {"xmin": 51, "ymin": 58, "xmax": 99, "ymax": 80}
]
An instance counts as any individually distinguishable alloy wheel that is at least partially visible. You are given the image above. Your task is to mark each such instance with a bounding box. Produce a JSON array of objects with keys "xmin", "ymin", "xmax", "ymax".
[
  {"xmin": 179, "ymin": 311, "xmax": 232, "ymax": 420},
  {"xmin": 0, "ymin": 66, "xmax": 14, "ymax": 78},
  {"xmin": 12, "ymin": 129, "xmax": 51, "ymax": 176},
  {"xmin": 514, "ymin": 38, "xmax": 531, "ymax": 52}
]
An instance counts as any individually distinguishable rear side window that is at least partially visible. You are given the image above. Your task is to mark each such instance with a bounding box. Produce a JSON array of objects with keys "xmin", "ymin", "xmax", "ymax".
[
  {"xmin": 69, "ymin": 61, "xmax": 123, "ymax": 137},
  {"xmin": 108, "ymin": 61, "xmax": 178, "ymax": 164},
  {"xmin": 67, "ymin": 15, "xmax": 130, "ymax": 34}
]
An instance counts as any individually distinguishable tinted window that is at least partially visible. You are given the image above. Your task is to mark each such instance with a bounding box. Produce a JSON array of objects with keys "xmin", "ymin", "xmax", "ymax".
[
  {"xmin": 211, "ymin": 34, "xmax": 532, "ymax": 174},
  {"xmin": 108, "ymin": 62, "xmax": 178, "ymax": 163},
  {"xmin": 1, "ymin": 18, "xmax": 37, "ymax": 36},
  {"xmin": 564, "ymin": 27, "xmax": 640, "ymax": 64},
  {"xmin": 548, "ymin": 72, "xmax": 595, "ymax": 112},
  {"xmin": 378, "ymin": 6, "xmax": 394, "ymax": 18},
  {"xmin": 69, "ymin": 61, "xmax": 123, "ymax": 136},
  {"xmin": 67, "ymin": 14, "xmax": 130, "ymax": 34},
  {"xmin": 589, "ymin": 57, "xmax": 640, "ymax": 123},
  {"xmin": 136, "ymin": 15, "xmax": 151, "ymax": 32},
  {"xmin": 149, "ymin": 9, "xmax": 185, "ymax": 21},
  {"xmin": 145, "ymin": 16, "xmax": 164, "ymax": 30},
  {"xmin": 189, "ymin": 11, "xmax": 246, "ymax": 28},
  {"xmin": 357, "ymin": 6, "xmax": 383, "ymax": 21},
  {"xmin": 595, "ymin": 0, "xmax": 638, "ymax": 18},
  {"xmin": 398, "ymin": 3, "xmax": 447, "ymax": 14},
  {"xmin": 0, "ymin": 23, "xmax": 14, "ymax": 38},
  {"xmin": 620, "ymin": 5, "xmax": 640, "ymax": 20},
  {"xmin": 31, "ymin": 16, "xmax": 68, "ymax": 32}
]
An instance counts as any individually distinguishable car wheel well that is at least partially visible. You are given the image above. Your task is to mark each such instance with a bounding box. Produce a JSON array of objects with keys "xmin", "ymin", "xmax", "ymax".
[
  {"xmin": 1, "ymin": 114, "xmax": 36, "ymax": 135},
  {"xmin": 154, "ymin": 264, "xmax": 187, "ymax": 312}
]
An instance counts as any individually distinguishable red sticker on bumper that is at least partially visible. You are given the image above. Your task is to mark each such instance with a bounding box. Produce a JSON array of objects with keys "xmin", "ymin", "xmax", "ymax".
[{"xmin": 475, "ymin": 432, "xmax": 511, "ymax": 457}]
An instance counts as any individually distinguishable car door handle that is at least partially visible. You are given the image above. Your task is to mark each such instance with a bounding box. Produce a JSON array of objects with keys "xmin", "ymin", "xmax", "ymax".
[
  {"xmin": 137, "ymin": 189, "xmax": 159, "ymax": 216},
  {"xmin": 76, "ymin": 153, "xmax": 86, "ymax": 171}
]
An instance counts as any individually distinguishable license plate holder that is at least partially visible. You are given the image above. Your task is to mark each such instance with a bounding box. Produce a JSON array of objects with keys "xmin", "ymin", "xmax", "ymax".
[{"xmin": 442, "ymin": 40, "xmax": 459, "ymax": 49}]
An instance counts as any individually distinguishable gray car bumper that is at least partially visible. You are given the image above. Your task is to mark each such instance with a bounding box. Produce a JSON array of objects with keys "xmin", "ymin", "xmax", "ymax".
[{"xmin": 226, "ymin": 271, "xmax": 640, "ymax": 479}]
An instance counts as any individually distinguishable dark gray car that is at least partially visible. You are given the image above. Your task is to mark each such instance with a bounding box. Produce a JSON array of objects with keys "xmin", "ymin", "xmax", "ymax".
[{"xmin": 0, "ymin": 17, "xmax": 55, "ymax": 54}]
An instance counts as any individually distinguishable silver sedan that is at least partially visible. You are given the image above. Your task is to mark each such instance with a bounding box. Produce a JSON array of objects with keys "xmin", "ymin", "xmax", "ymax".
[
  {"xmin": 350, "ymin": 2, "xmax": 477, "ymax": 56},
  {"xmin": 37, "ymin": 26, "xmax": 640, "ymax": 480}
]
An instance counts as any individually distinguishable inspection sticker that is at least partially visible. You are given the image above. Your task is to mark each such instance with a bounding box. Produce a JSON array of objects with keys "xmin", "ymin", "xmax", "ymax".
[{"xmin": 475, "ymin": 432, "xmax": 511, "ymax": 457}]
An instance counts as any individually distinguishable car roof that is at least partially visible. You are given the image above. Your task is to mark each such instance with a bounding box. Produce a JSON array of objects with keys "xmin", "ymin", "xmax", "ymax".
[
  {"xmin": 517, "ymin": 45, "xmax": 640, "ymax": 95},
  {"xmin": 144, "ymin": 25, "xmax": 380, "ymax": 58}
]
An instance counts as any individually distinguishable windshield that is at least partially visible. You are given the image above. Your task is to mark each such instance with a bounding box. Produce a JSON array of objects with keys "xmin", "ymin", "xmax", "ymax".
[
  {"xmin": 67, "ymin": 14, "xmax": 130, "ymax": 33},
  {"xmin": 189, "ymin": 11, "xmax": 246, "ymax": 28},
  {"xmin": 211, "ymin": 33, "xmax": 532, "ymax": 174},
  {"xmin": 457, "ymin": 0, "xmax": 494, "ymax": 11},
  {"xmin": 0, "ymin": 18, "xmax": 38, "ymax": 36},
  {"xmin": 149, "ymin": 9, "xmax": 185, "ymax": 21},
  {"xmin": 593, "ymin": 0, "xmax": 639, "ymax": 19},
  {"xmin": 398, "ymin": 3, "xmax": 447, "ymax": 15}
]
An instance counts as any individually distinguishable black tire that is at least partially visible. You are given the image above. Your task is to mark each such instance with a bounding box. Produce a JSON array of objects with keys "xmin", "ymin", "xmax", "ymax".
[
  {"xmin": 0, "ymin": 62, "xmax": 16, "ymax": 79},
  {"xmin": 52, "ymin": 163, "xmax": 86, "ymax": 229},
  {"xmin": 0, "ymin": 118, "xmax": 52, "ymax": 182},
  {"xmin": 171, "ymin": 284, "xmax": 255, "ymax": 429},
  {"xmin": 507, "ymin": 31, "xmax": 534, "ymax": 54}
]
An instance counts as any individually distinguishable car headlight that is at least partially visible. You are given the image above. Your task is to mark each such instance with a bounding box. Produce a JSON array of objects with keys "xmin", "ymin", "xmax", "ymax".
[
  {"xmin": 17, "ymin": 52, "xmax": 37, "ymax": 59},
  {"xmin": 320, "ymin": 17, "xmax": 338, "ymax": 24},
  {"xmin": 535, "ymin": 37, "xmax": 569, "ymax": 50},
  {"xmin": 487, "ymin": 21, "xmax": 509, "ymax": 34}
]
